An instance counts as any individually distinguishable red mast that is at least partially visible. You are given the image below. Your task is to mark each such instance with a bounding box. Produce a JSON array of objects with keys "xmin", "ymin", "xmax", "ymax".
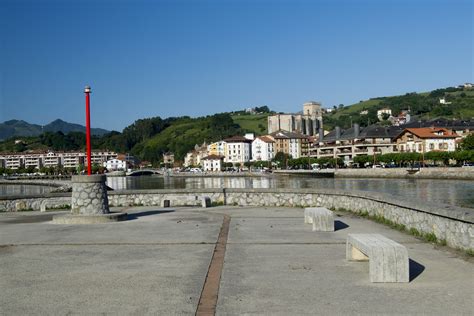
[{"xmin": 84, "ymin": 86, "xmax": 92, "ymax": 175}]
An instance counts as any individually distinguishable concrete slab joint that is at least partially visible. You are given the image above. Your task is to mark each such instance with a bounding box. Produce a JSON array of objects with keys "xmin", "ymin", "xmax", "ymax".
[{"xmin": 346, "ymin": 233, "xmax": 409, "ymax": 283}]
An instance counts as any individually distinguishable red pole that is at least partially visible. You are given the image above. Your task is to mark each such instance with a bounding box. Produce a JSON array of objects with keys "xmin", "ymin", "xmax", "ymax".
[{"xmin": 85, "ymin": 86, "xmax": 92, "ymax": 175}]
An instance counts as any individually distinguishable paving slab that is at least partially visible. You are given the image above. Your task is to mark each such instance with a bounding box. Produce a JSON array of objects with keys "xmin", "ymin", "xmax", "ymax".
[{"xmin": 0, "ymin": 205, "xmax": 473, "ymax": 315}]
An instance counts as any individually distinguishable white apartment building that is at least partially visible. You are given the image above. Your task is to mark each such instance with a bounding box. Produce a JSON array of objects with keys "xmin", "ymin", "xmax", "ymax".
[
  {"xmin": 0, "ymin": 151, "xmax": 117, "ymax": 170},
  {"xmin": 62, "ymin": 152, "xmax": 85, "ymax": 168},
  {"xmin": 3, "ymin": 155, "xmax": 22, "ymax": 169},
  {"xmin": 23, "ymin": 154, "xmax": 42, "ymax": 169},
  {"xmin": 251, "ymin": 136, "xmax": 275, "ymax": 161},
  {"xmin": 43, "ymin": 152, "xmax": 61, "ymax": 167},
  {"xmin": 224, "ymin": 136, "xmax": 251, "ymax": 165}
]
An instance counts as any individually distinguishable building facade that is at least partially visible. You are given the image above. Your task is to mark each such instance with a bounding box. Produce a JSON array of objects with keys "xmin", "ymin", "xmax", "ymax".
[
  {"xmin": 267, "ymin": 101, "xmax": 323, "ymax": 136},
  {"xmin": 0, "ymin": 151, "xmax": 117, "ymax": 170},
  {"xmin": 224, "ymin": 136, "xmax": 252, "ymax": 165},
  {"xmin": 201, "ymin": 155, "xmax": 224, "ymax": 172},
  {"xmin": 251, "ymin": 136, "xmax": 275, "ymax": 161},
  {"xmin": 269, "ymin": 131, "xmax": 309, "ymax": 159},
  {"xmin": 394, "ymin": 127, "xmax": 457, "ymax": 153}
]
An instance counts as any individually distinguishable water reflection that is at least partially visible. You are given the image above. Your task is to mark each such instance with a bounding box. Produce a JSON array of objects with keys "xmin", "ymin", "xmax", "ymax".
[
  {"xmin": 1, "ymin": 175, "xmax": 471, "ymax": 209},
  {"xmin": 105, "ymin": 175, "xmax": 474, "ymax": 209}
]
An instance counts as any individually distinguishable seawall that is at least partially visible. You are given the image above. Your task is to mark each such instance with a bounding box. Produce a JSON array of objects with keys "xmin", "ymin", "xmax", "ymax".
[
  {"xmin": 0, "ymin": 188, "xmax": 472, "ymax": 252},
  {"xmin": 334, "ymin": 167, "xmax": 474, "ymax": 179}
]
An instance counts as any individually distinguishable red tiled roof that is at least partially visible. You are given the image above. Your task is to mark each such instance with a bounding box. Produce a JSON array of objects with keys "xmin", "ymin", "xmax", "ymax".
[
  {"xmin": 256, "ymin": 136, "xmax": 275, "ymax": 143},
  {"xmin": 404, "ymin": 127, "xmax": 458, "ymax": 139}
]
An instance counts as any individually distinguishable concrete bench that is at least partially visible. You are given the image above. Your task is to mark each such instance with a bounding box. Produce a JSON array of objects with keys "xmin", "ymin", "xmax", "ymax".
[
  {"xmin": 346, "ymin": 234, "xmax": 409, "ymax": 283},
  {"xmin": 304, "ymin": 207, "xmax": 334, "ymax": 231},
  {"xmin": 201, "ymin": 196, "xmax": 211, "ymax": 208}
]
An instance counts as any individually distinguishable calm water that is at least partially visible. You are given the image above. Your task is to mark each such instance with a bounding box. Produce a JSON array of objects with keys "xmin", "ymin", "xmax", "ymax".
[
  {"xmin": 1, "ymin": 176, "xmax": 472, "ymax": 209},
  {"xmin": 0, "ymin": 184, "xmax": 54, "ymax": 196},
  {"xmin": 106, "ymin": 176, "xmax": 474, "ymax": 209}
]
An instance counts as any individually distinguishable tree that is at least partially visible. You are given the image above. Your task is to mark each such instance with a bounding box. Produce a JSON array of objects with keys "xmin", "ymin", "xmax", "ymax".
[
  {"xmin": 460, "ymin": 134, "xmax": 474, "ymax": 150},
  {"xmin": 273, "ymin": 152, "xmax": 291, "ymax": 169}
]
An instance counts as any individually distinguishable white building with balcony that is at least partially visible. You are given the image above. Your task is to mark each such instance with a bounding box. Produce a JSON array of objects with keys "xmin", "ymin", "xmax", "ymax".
[{"xmin": 251, "ymin": 136, "xmax": 275, "ymax": 161}]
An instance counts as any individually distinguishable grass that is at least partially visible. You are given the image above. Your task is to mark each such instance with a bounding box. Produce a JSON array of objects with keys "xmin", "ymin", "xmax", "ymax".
[
  {"xmin": 231, "ymin": 113, "xmax": 270, "ymax": 135},
  {"xmin": 331, "ymin": 99, "xmax": 383, "ymax": 118},
  {"xmin": 211, "ymin": 201, "xmax": 224, "ymax": 207}
]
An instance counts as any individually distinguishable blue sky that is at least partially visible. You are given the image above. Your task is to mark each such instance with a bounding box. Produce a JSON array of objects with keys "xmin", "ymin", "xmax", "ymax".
[{"xmin": 0, "ymin": 0, "xmax": 472, "ymax": 131}]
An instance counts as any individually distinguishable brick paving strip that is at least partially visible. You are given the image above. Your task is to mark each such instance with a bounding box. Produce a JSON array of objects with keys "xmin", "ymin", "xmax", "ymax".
[{"xmin": 196, "ymin": 214, "xmax": 231, "ymax": 316}]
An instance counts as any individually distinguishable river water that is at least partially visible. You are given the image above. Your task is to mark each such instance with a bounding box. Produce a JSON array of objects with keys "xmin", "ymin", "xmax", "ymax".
[
  {"xmin": 105, "ymin": 176, "xmax": 474, "ymax": 209},
  {"xmin": 1, "ymin": 176, "xmax": 473, "ymax": 209}
]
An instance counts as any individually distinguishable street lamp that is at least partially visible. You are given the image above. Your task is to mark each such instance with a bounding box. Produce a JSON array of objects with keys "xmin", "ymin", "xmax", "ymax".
[{"xmin": 84, "ymin": 85, "xmax": 92, "ymax": 175}]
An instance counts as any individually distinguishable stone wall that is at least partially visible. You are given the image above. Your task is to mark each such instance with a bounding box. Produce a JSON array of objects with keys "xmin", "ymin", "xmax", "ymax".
[{"xmin": 0, "ymin": 188, "xmax": 472, "ymax": 252}]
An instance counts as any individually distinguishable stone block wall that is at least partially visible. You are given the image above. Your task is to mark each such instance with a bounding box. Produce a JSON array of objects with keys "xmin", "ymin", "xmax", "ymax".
[{"xmin": 0, "ymin": 187, "xmax": 472, "ymax": 252}]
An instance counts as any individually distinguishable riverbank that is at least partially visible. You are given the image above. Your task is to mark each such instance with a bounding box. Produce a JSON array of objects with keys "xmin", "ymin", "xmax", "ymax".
[
  {"xmin": 171, "ymin": 167, "xmax": 474, "ymax": 180},
  {"xmin": 334, "ymin": 166, "xmax": 474, "ymax": 180}
]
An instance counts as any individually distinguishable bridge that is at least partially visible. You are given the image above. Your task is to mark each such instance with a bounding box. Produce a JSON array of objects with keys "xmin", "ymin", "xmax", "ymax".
[{"xmin": 126, "ymin": 169, "xmax": 162, "ymax": 176}]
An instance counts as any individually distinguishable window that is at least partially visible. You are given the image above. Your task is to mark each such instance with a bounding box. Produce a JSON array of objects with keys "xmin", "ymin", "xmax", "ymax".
[
  {"xmin": 438, "ymin": 143, "xmax": 442, "ymax": 150},
  {"xmin": 429, "ymin": 143, "xmax": 434, "ymax": 150}
]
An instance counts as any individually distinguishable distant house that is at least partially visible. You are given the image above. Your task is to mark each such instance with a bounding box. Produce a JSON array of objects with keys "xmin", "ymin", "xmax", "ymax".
[
  {"xmin": 201, "ymin": 155, "xmax": 224, "ymax": 172},
  {"xmin": 163, "ymin": 152, "xmax": 175, "ymax": 166},
  {"xmin": 359, "ymin": 110, "xmax": 368, "ymax": 115},
  {"xmin": 184, "ymin": 143, "xmax": 208, "ymax": 167},
  {"xmin": 439, "ymin": 97, "xmax": 452, "ymax": 105},
  {"xmin": 104, "ymin": 158, "xmax": 127, "ymax": 171},
  {"xmin": 377, "ymin": 108, "xmax": 392, "ymax": 121},
  {"xmin": 394, "ymin": 127, "xmax": 458, "ymax": 153}
]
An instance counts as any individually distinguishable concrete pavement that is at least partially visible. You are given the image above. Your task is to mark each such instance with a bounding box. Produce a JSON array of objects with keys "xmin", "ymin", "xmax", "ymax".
[{"xmin": 0, "ymin": 206, "xmax": 472, "ymax": 315}]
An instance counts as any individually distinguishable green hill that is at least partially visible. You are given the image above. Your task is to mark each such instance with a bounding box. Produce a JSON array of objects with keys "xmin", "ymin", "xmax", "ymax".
[{"xmin": 324, "ymin": 86, "xmax": 474, "ymax": 130}]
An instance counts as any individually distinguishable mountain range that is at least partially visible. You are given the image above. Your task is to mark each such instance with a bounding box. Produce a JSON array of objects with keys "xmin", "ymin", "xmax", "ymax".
[{"xmin": 0, "ymin": 119, "xmax": 110, "ymax": 141}]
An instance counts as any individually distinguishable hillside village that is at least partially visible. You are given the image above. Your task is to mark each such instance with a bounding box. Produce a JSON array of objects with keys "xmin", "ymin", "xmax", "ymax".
[{"xmin": 1, "ymin": 84, "xmax": 473, "ymax": 173}]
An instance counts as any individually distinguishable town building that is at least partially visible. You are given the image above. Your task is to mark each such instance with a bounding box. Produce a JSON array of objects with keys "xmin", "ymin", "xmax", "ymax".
[
  {"xmin": 268, "ymin": 130, "xmax": 309, "ymax": 159},
  {"xmin": 312, "ymin": 124, "xmax": 402, "ymax": 164},
  {"xmin": 0, "ymin": 151, "xmax": 117, "ymax": 170},
  {"xmin": 267, "ymin": 101, "xmax": 323, "ymax": 136},
  {"xmin": 183, "ymin": 143, "xmax": 208, "ymax": 167},
  {"xmin": 224, "ymin": 136, "xmax": 252, "ymax": 165},
  {"xmin": 201, "ymin": 155, "xmax": 224, "ymax": 172},
  {"xmin": 388, "ymin": 110, "xmax": 411, "ymax": 126},
  {"xmin": 251, "ymin": 136, "xmax": 275, "ymax": 161},
  {"xmin": 393, "ymin": 127, "xmax": 458, "ymax": 153},
  {"xmin": 207, "ymin": 141, "xmax": 227, "ymax": 157}
]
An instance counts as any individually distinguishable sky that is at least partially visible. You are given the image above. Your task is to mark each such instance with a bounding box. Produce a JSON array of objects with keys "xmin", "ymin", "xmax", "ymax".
[{"xmin": 0, "ymin": 0, "xmax": 472, "ymax": 132}]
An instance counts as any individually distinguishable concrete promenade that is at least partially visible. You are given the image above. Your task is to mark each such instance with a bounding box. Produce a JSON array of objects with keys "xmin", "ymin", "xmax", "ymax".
[{"xmin": 0, "ymin": 206, "xmax": 473, "ymax": 315}]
